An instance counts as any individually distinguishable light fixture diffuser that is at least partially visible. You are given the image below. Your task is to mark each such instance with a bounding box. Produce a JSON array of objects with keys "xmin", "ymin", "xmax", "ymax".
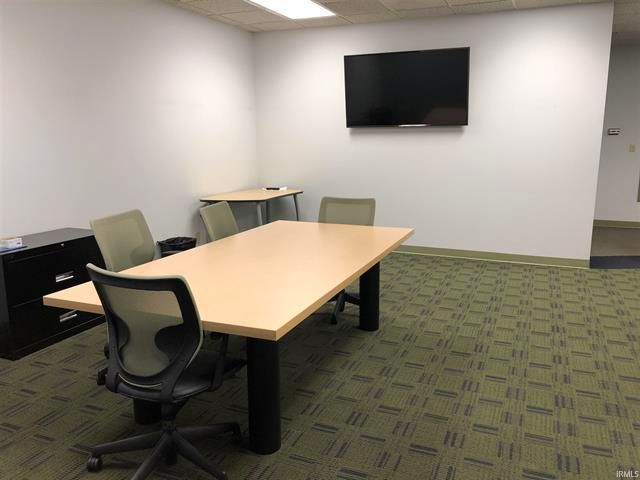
[{"xmin": 246, "ymin": 0, "xmax": 335, "ymax": 19}]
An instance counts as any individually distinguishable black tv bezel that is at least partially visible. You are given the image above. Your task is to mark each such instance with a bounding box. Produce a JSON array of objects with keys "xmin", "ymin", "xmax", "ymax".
[{"xmin": 344, "ymin": 46, "xmax": 471, "ymax": 128}]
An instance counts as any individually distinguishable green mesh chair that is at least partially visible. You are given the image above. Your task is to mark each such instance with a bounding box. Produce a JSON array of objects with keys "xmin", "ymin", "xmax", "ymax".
[
  {"xmin": 199, "ymin": 202, "xmax": 239, "ymax": 243},
  {"xmin": 91, "ymin": 209, "xmax": 182, "ymax": 386},
  {"xmin": 318, "ymin": 197, "xmax": 376, "ymax": 324},
  {"xmin": 90, "ymin": 209, "xmax": 157, "ymax": 272},
  {"xmin": 85, "ymin": 264, "xmax": 244, "ymax": 480}
]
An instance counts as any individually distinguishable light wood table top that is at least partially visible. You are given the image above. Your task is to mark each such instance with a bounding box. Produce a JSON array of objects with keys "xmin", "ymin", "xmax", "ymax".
[
  {"xmin": 200, "ymin": 188, "xmax": 303, "ymax": 203},
  {"xmin": 44, "ymin": 221, "xmax": 413, "ymax": 341}
]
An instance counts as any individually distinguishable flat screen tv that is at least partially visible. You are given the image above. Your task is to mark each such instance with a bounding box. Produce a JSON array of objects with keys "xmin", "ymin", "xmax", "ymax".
[{"xmin": 344, "ymin": 47, "xmax": 470, "ymax": 128}]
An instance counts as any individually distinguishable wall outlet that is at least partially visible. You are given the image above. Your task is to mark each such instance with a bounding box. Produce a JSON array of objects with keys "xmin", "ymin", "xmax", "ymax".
[{"xmin": 631, "ymin": 144, "xmax": 637, "ymax": 153}]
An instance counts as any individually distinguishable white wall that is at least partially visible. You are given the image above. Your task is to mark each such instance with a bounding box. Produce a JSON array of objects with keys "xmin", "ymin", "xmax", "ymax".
[
  {"xmin": 0, "ymin": 1, "xmax": 615, "ymax": 260},
  {"xmin": 594, "ymin": 44, "xmax": 640, "ymax": 222},
  {"xmin": 0, "ymin": 0, "xmax": 257, "ymax": 241},
  {"xmin": 0, "ymin": 3, "xmax": 5, "ymax": 237},
  {"xmin": 254, "ymin": 3, "xmax": 613, "ymax": 260}
]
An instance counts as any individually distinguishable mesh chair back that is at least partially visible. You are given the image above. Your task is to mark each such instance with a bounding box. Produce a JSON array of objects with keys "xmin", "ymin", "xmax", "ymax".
[
  {"xmin": 87, "ymin": 264, "xmax": 203, "ymax": 392},
  {"xmin": 91, "ymin": 209, "xmax": 155, "ymax": 272},
  {"xmin": 318, "ymin": 197, "xmax": 376, "ymax": 226},
  {"xmin": 200, "ymin": 202, "xmax": 239, "ymax": 242}
]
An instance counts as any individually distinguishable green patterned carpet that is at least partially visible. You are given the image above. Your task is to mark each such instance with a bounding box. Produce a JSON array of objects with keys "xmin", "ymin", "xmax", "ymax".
[{"xmin": 1, "ymin": 253, "xmax": 639, "ymax": 479}]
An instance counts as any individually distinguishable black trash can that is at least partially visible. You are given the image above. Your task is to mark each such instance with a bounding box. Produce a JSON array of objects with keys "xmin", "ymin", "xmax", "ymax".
[{"xmin": 157, "ymin": 237, "xmax": 196, "ymax": 257}]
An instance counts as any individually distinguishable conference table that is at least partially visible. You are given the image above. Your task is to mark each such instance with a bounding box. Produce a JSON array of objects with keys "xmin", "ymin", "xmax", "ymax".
[
  {"xmin": 200, "ymin": 188, "xmax": 303, "ymax": 225},
  {"xmin": 43, "ymin": 220, "xmax": 414, "ymax": 454}
]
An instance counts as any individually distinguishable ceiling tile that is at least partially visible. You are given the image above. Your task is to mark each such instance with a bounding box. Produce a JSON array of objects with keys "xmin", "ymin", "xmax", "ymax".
[
  {"xmin": 614, "ymin": 13, "xmax": 640, "ymax": 25},
  {"xmin": 169, "ymin": 0, "xmax": 638, "ymax": 42},
  {"xmin": 380, "ymin": 0, "xmax": 447, "ymax": 10},
  {"xmin": 222, "ymin": 9, "xmax": 284, "ymax": 23},
  {"xmin": 397, "ymin": 6, "xmax": 456, "ymax": 16},
  {"xmin": 321, "ymin": 0, "xmax": 390, "ymax": 16},
  {"xmin": 297, "ymin": 16, "xmax": 353, "ymax": 27},
  {"xmin": 449, "ymin": 0, "xmax": 515, "ymax": 14},
  {"xmin": 447, "ymin": 0, "xmax": 503, "ymax": 4},
  {"xmin": 613, "ymin": 1, "xmax": 640, "ymax": 15},
  {"xmin": 241, "ymin": 24, "xmax": 263, "ymax": 31},
  {"xmin": 613, "ymin": 30, "xmax": 640, "ymax": 44},
  {"xmin": 515, "ymin": 0, "xmax": 584, "ymax": 8},
  {"xmin": 614, "ymin": 20, "xmax": 640, "ymax": 31},
  {"xmin": 209, "ymin": 14, "xmax": 243, "ymax": 25},
  {"xmin": 345, "ymin": 11, "xmax": 400, "ymax": 22},
  {"xmin": 252, "ymin": 21, "xmax": 304, "ymax": 30},
  {"xmin": 183, "ymin": 0, "xmax": 256, "ymax": 14}
]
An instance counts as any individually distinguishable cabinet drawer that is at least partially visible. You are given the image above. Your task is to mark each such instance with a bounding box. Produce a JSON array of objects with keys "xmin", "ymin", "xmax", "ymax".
[
  {"xmin": 10, "ymin": 300, "xmax": 98, "ymax": 347},
  {"xmin": 5, "ymin": 247, "xmax": 90, "ymax": 306}
]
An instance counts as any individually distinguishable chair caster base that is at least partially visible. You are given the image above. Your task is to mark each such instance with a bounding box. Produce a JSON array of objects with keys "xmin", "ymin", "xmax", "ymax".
[
  {"xmin": 96, "ymin": 370, "xmax": 106, "ymax": 386},
  {"xmin": 165, "ymin": 448, "xmax": 177, "ymax": 466},
  {"xmin": 86, "ymin": 455, "xmax": 103, "ymax": 472},
  {"xmin": 330, "ymin": 314, "xmax": 338, "ymax": 325}
]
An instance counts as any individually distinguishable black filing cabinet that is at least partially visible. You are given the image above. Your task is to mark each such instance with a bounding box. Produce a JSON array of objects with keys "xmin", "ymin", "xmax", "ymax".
[{"xmin": 0, "ymin": 228, "xmax": 105, "ymax": 359}]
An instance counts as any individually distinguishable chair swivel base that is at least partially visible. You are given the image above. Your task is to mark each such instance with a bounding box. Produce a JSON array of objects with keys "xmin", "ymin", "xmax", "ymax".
[
  {"xmin": 330, "ymin": 291, "xmax": 360, "ymax": 325},
  {"xmin": 87, "ymin": 420, "xmax": 241, "ymax": 480}
]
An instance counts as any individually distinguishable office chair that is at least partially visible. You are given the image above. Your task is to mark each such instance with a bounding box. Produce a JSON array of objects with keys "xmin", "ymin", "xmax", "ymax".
[
  {"xmin": 91, "ymin": 209, "xmax": 181, "ymax": 385},
  {"xmin": 91, "ymin": 209, "xmax": 183, "ymax": 272},
  {"xmin": 200, "ymin": 202, "xmax": 239, "ymax": 242},
  {"xmin": 85, "ymin": 263, "xmax": 244, "ymax": 480},
  {"xmin": 318, "ymin": 196, "xmax": 376, "ymax": 324}
]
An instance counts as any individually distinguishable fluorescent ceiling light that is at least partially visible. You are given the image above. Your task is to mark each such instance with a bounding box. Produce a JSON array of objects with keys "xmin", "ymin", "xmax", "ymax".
[{"xmin": 247, "ymin": 0, "xmax": 335, "ymax": 19}]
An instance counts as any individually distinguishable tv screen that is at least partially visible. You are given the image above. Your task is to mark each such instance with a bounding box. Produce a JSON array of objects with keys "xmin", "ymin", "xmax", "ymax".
[{"xmin": 344, "ymin": 47, "xmax": 470, "ymax": 128}]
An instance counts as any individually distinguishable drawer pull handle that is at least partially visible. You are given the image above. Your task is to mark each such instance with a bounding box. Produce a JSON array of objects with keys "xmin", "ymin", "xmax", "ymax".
[
  {"xmin": 59, "ymin": 310, "xmax": 78, "ymax": 323},
  {"xmin": 55, "ymin": 271, "xmax": 75, "ymax": 283}
]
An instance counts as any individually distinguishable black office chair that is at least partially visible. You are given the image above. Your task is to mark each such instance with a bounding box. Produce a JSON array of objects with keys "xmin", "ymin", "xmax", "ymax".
[{"xmin": 85, "ymin": 263, "xmax": 244, "ymax": 480}]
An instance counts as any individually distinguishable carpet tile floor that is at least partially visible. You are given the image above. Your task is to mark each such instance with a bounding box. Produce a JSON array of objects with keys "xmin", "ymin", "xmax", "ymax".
[{"xmin": 0, "ymin": 253, "xmax": 639, "ymax": 479}]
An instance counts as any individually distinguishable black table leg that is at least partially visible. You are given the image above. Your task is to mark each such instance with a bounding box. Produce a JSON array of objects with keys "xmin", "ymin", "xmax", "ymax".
[
  {"xmin": 359, "ymin": 262, "xmax": 380, "ymax": 331},
  {"xmin": 246, "ymin": 338, "xmax": 281, "ymax": 454},
  {"xmin": 133, "ymin": 399, "xmax": 161, "ymax": 425}
]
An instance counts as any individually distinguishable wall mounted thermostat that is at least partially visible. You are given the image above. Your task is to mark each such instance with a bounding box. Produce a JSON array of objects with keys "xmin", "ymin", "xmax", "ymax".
[{"xmin": 608, "ymin": 128, "xmax": 621, "ymax": 135}]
